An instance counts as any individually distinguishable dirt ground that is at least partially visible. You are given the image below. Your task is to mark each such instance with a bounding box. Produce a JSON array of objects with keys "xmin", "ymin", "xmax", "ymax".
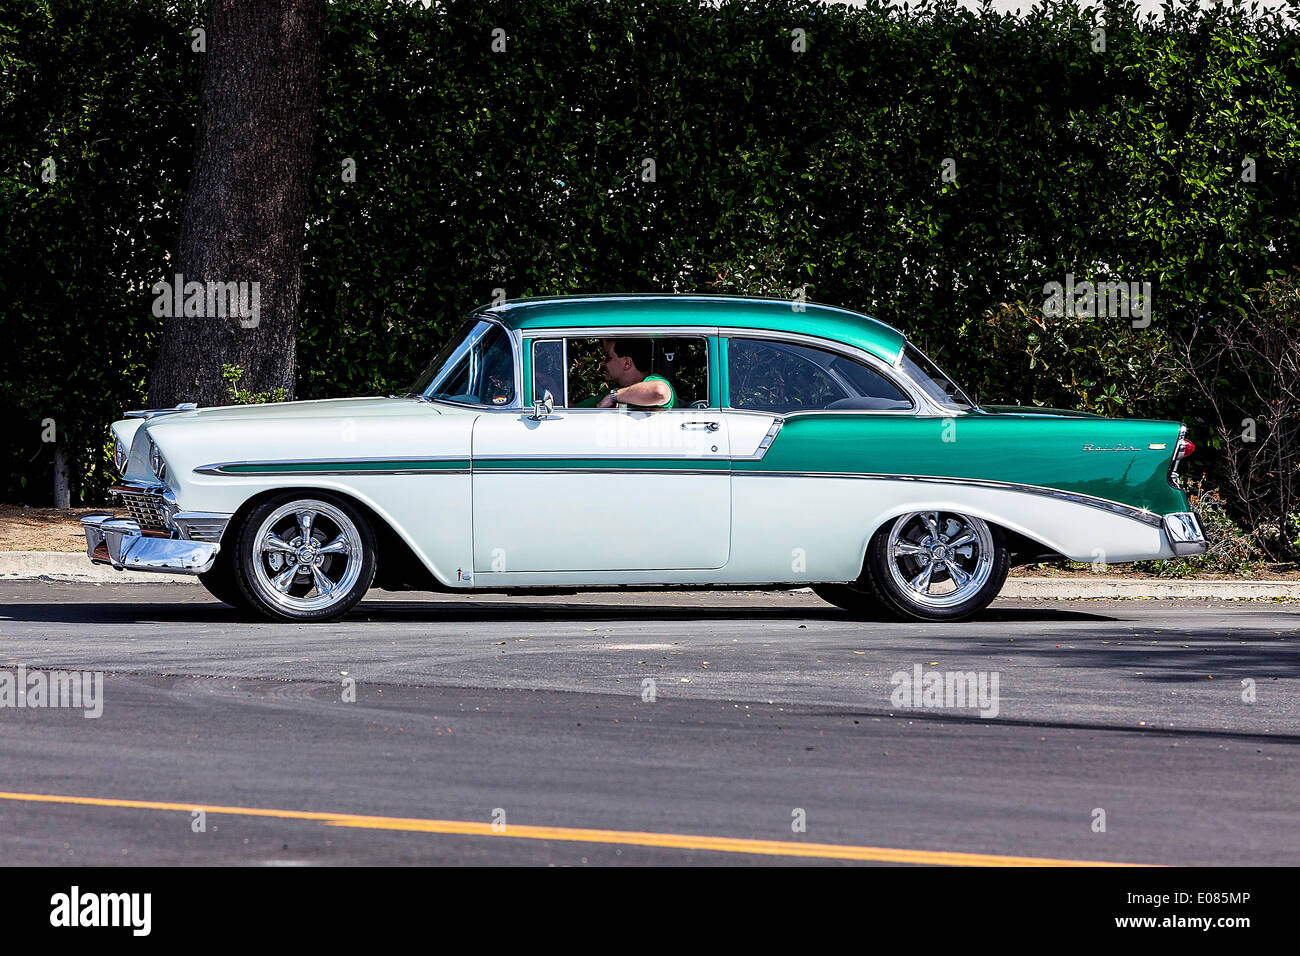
[
  {"xmin": 0, "ymin": 506, "xmax": 109, "ymax": 552},
  {"xmin": 2, "ymin": 506, "xmax": 1299, "ymax": 577}
]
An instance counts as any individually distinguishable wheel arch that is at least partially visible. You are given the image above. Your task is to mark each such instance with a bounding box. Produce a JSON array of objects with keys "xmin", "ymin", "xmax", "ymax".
[
  {"xmin": 218, "ymin": 486, "xmax": 448, "ymax": 592},
  {"xmin": 857, "ymin": 505, "xmax": 1068, "ymax": 574}
]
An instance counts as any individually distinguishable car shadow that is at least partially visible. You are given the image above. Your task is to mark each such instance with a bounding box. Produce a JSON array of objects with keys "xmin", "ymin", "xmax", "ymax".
[{"xmin": 0, "ymin": 595, "xmax": 1117, "ymax": 626}]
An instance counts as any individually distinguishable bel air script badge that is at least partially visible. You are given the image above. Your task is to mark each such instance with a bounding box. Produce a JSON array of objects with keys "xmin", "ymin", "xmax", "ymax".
[{"xmin": 1082, "ymin": 442, "xmax": 1140, "ymax": 452}]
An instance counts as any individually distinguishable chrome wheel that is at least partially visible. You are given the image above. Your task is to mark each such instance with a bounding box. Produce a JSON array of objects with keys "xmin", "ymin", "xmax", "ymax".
[
  {"xmin": 250, "ymin": 499, "xmax": 364, "ymax": 614},
  {"xmin": 885, "ymin": 511, "xmax": 994, "ymax": 610}
]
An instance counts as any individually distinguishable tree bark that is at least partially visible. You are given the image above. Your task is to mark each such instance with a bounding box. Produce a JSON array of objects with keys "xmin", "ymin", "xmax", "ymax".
[
  {"xmin": 147, "ymin": 0, "xmax": 324, "ymax": 408},
  {"xmin": 52, "ymin": 444, "xmax": 70, "ymax": 508}
]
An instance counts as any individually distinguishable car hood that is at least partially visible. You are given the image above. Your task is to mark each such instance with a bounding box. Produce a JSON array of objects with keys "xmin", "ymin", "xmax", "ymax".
[{"xmin": 140, "ymin": 396, "xmax": 443, "ymax": 424}]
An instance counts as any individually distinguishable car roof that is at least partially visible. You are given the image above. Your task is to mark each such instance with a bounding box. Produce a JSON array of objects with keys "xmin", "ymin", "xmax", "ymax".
[{"xmin": 476, "ymin": 294, "xmax": 907, "ymax": 364}]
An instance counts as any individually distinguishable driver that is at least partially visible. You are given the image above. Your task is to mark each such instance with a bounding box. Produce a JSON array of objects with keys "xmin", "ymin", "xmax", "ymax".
[{"xmin": 587, "ymin": 338, "xmax": 676, "ymax": 409}]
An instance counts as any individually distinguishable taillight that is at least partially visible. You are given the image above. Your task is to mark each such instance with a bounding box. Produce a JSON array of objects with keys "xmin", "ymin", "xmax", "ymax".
[{"xmin": 1168, "ymin": 428, "xmax": 1192, "ymax": 489}]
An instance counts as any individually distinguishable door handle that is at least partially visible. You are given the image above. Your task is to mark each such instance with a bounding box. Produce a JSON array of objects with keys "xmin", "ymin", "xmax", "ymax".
[{"xmin": 681, "ymin": 421, "xmax": 720, "ymax": 432}]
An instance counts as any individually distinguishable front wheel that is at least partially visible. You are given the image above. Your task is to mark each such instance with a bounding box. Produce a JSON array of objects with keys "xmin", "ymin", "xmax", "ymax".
[
  {"xmin": 232, "ymin": 493, "xmax": 376, "ymax": 622},
  {"xmin": 198, "ymin": 550, "xmax": 250, "ymax": 609},
  {"xmin": 860, "ymin": 511, "xmax": 1009, "ymax": 622}
]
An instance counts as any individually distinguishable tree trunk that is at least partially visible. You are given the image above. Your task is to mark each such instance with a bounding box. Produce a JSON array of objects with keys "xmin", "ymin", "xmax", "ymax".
[
  {"xmin": 147, "ymin": 0, "xmax": 324, "ymax": 408},
  {"xmin": 52, "ymin": 444, "xmax": 70, "ymax": 508}
]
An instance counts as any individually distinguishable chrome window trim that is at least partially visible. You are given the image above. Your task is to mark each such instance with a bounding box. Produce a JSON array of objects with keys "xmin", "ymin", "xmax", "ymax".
[
  {"xmin": 716, "ymin": 328, "xmax": 930, "ymax": 415},
  {"xmin": 517, "ymin": 325, "xmax": 919, "ymax": 413},
  {"xmin": 503, "ymin": 406, "xmax": 709, "ymax": 416},
  {"xmin": 530, "ymin": 337, "xmax": 569, "ymax": 407},
  {"xmin": 519, "ymin": 325, "xmax": 720, "ymax": 337},
  {"xmin": 519, "ymin": 328, "xmax": 717, "ymax": 408}
]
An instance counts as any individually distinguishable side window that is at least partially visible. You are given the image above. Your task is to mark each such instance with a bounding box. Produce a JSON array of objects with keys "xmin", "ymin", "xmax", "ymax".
[
  {"xmin": 532, "ymin": 339, "xmax": 565, "ymax": 406},
  {"xmin": 563, "ymin": 336, "xmax": 710, "ymax": 408},
  {"xmin": 727, "ymin": 338, "xmax": 911, "ymax": 413}
]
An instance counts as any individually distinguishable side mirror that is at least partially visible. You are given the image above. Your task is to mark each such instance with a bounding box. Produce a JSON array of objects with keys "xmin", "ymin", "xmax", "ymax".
[{"xmin": 529, "ymin": 389, "xmax": 555, "ymax": 420}]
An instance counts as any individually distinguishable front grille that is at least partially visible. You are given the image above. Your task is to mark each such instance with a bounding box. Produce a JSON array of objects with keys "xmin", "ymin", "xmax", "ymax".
[{"xmin": 115, "ymin": 489, "xmax": 170, "ymax": 532}]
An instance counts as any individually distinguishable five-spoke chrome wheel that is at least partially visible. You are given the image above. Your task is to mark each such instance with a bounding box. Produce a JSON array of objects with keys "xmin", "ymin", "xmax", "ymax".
[
  {"xmin": 885, "ymin": 511, "xmax": 994, "ymax": 609},
  {"xmin": 845, "ymin": 510, "xmax": 1009, "ymax": 621},
  {"xmin": 235, "ymin": 494, "xmax": 376, "ymax": 622}
]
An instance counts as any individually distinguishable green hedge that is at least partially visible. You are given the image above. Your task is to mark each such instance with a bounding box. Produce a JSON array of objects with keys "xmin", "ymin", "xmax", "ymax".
[{"xmin": 3, "ymin": 0, "xmax": 1298, "ymax": 508}]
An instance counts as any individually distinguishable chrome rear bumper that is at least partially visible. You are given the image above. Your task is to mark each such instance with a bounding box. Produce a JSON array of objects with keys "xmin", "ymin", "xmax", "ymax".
[
  {"xmin": 1163, "ymin": 512, "xmax": 1208, "ymax": 557},
  {"xmin": 81, "ymin": 513, "xmax": 223, "ymax": 575}
]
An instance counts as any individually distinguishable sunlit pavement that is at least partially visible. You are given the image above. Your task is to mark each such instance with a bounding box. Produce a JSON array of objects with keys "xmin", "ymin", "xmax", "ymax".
[{"xmin": 0, "ymin": 582, "xmax": 1295, "ymax": 865}]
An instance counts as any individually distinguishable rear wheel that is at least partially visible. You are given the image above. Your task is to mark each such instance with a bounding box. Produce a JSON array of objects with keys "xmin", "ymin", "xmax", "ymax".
[
  {"xmin": 812, "ymin": 581, "xmax": 883, "ymax": 617},
  {"xmin": 233, "ymin": 493, "xmax": 376, "ymax": 622},
  {"xmin": 860, "ymin": 511, "xmax": 1009, "ymax": 622}
]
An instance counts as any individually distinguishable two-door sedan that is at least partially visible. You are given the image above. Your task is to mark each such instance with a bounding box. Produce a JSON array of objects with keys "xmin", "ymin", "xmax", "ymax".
[{"xmin": 82, "ymin": 294, "xmax": 1206, "ymax": 622}]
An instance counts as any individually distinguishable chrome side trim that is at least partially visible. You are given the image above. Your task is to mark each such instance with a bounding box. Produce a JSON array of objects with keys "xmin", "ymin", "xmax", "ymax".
[
  {"xmin": 195, "ymin": 457, "xmax": 471, "ymax": 477},
  {"xmin": 191, "ymin": 453, "xmax": 1162, "ymax": 526},
  {"xmin": 731, "ymin": 418, "xmax": 785, "ymax": 461},
  {"xmin": 474, "ymin": 467, "xmax": 729, "ymax": 477},
  {"xmin": 476, "ymin": 455, "xmax": 726, "ymax": 465},
  {"xmin": 735, "ymin": 471, "xmax": 1166, "ymax": 527}
]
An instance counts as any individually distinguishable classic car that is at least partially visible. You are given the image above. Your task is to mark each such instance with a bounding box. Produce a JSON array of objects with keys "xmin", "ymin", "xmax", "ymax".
[{"xmin": 82, "ymin": 294, "xmax": 1206, "ymax": 622}]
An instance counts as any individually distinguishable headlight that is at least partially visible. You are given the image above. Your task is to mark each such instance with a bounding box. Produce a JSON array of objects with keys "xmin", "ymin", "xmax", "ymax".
[
  {"xmin": 148, "ymin": 438, "xmax": 168, "ymax": 484},
  {"xmin": 111, "ymin": 431, "xmax": 129, "ymax": 475}
]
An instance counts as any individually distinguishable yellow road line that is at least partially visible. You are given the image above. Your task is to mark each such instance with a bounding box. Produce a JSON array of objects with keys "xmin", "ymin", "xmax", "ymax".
[{"xmin": 0, "ymin": 790, "xmax": 1147, "ymax": 866}]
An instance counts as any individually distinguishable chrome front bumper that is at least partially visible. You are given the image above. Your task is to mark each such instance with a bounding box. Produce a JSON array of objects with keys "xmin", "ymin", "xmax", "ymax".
[
  {"xmin": 81, "ymin": 512, "xmax": 225, "ymax": 575},
  {"xmin": 1163, "ymin": 512, "xmax": 1208, "ymax": 557}
]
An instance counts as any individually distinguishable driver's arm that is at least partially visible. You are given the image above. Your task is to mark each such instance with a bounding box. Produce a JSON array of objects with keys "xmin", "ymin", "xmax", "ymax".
[{"xmin": 597, "ymin": 378, "xmax": 672, "ymax": 408}]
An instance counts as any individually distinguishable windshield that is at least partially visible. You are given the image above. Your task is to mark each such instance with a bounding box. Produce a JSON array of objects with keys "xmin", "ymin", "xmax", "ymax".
[
  {"xmin": 900, "ymin": 343, "xmax": 975, "ymax": 411},
  {"xmin": 409, "ymin": 318, "xmax": 517, "ymax": 407}
]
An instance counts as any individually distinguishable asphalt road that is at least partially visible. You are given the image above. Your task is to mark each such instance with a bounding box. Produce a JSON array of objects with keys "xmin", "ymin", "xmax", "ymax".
[{"xmin": 0, "ymin": 582, "xmax": 1296, "ymax": 866}]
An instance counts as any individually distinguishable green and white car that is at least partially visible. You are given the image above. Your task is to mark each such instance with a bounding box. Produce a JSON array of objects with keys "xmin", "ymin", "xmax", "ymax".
[{"xmin": 83, "ymin": 294, "xmax": 1206, "ymax": 622}]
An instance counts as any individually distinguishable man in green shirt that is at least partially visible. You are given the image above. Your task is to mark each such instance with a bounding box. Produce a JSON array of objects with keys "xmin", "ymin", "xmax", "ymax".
[{"xmin": 587, "ymin": 338, "xmax": 676, "ymax": 409}]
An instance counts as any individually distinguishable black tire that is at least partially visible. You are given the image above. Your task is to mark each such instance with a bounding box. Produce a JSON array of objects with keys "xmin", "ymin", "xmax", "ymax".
[
  {"xmin": 858, "ymin": 512, "xmax": 1010, "ymax": 622},
  {"xmin": 232, "ymin": 492, "xmax": 377, "ymax": 623},
  {"xmin": 198, "ymin": 549, "xmax": 250, "ymax": 609},
  {"xmin": 811, "ymin": 582, "xmax": 885, "ymax": 617}
]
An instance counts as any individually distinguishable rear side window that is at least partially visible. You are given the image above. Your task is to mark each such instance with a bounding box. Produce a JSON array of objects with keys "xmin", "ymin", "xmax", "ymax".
[{"xmin": 727, "ymin": 338, "xmax": 911, "ymax": 413}]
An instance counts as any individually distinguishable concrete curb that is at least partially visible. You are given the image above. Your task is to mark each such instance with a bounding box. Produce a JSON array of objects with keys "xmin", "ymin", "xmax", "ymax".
[
  {"xmin": 0, "ymin": 551, "xmax": 200, "ymax": 584},
  {"xmin": 1, "ymin": 553, "xmax": 1298, "ymax": 599},
  {"xmin": 999, "ymin": 576, "xmax": 1300, "ymax": 601}
]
